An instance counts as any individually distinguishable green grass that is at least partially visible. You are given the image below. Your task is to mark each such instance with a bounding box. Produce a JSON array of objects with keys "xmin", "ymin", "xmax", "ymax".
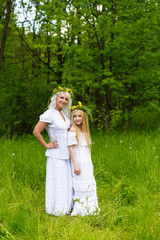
[{"xmin": 0, "ymin": 131, "xmax": 160, "ymax": 240}]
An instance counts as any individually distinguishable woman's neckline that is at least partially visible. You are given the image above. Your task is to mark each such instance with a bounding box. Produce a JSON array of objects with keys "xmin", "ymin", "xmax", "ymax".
[{"xmin": 55, "ymin": 108, "xmax": 66, "ymax": 122}]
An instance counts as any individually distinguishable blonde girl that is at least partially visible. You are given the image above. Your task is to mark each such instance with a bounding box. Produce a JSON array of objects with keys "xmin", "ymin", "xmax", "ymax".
[{"xmin": 68, "ymin": 106, "xmax": 100, "ymax": 216}]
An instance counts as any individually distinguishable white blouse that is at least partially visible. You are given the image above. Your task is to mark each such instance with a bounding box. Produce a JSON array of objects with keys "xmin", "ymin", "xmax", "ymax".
[{"xmin": 40, "ymin": 108, "xmax": 71, "ymax": 159}]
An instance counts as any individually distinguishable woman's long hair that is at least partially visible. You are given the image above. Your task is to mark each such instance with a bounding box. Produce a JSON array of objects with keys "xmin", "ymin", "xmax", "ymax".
[
  {"xmin": 48, "ymin": 91, "xmax": 72, "ymax": 117},
  {"xmin": 71, "ymin": 110, "xmax": 91, "ymax": 149}
]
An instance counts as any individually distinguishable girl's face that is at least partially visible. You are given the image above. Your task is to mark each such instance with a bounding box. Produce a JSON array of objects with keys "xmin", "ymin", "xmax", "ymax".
[
  {"xmin": 56, "ymin": 92, "xmax": 68, "ymax": 110},
  {"xmin": 73, "ymin": 110, "xmax": 83, "ymax": 126}
]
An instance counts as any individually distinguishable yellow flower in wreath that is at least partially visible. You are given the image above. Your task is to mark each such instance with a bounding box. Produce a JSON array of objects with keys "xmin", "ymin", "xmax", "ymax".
[{"xmin": 78, "ymin": 101, "xmax": 82, "ymax": 107}]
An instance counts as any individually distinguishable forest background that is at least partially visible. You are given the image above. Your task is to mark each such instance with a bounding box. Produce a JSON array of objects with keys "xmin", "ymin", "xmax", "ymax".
[{"xmin": 0, "ymin": 0, "xmax": 160, "ymax": 136}]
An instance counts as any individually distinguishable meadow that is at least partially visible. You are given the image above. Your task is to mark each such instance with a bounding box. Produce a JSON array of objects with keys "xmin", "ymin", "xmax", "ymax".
[{"xmin": 0, "ymin": 130, "xmax": 160, "ymax": 240}]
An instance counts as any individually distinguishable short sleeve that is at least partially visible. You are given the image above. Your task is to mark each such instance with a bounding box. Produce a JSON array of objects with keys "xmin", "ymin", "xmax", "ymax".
[
  {"xmin": 68, "ymin": 131, "xmax": 77, "ymax": 146},
  {"xmin": 39, "ymin": 109, "xmax": 52, "ymax": 123}
]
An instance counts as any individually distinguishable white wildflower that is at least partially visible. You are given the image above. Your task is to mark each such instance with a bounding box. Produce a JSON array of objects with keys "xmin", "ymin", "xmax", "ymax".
[
  {"xmin": 12, "ymin": 153, "xmax": 15, "ymax": 156},
  {"xmin": 120, "ymin": 140, "xmax": 123, "ymax": 143}
]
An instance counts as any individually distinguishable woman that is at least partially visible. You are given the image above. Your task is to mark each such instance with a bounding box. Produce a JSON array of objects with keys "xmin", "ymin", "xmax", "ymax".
[{"xmin": 33, "ymin": 87, "xmax": 73, "ymax": 216}]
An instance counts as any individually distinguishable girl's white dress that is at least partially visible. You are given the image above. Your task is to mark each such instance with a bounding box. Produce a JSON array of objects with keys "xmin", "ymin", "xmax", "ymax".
[
  {"xmin": 68, "ymin": 132, "xmax": 100, "ymax": 216},
  {"xmin": 39, "ymin": 109, "xmax": 72, "ymax": 216}
]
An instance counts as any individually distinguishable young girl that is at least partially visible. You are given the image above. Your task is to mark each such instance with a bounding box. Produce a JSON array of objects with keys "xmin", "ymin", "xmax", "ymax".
[{"xmin": 68, "ymin": 103, "xmax": 100, "ymax": 216}]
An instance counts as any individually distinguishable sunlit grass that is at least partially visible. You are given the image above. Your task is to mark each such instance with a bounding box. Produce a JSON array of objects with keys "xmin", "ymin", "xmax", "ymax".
[{"xmin": 0, "ymin": 131, "xmax": 160, "ymax": 239}]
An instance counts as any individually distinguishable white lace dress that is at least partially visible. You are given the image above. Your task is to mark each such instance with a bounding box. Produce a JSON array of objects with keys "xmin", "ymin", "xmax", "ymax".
[
  {"xmin": 68, "ymin": 132, "xmax": 100, "ymax": 216},
  {"xmin": 39, "ymin": 108, "xmax": 72, "ymax": 216}
]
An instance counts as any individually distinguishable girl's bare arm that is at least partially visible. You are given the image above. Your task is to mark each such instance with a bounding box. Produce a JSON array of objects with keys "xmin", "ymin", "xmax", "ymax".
[{"xmin": 69, "ymin": 146, "xmax": 80, "ymax": 175}]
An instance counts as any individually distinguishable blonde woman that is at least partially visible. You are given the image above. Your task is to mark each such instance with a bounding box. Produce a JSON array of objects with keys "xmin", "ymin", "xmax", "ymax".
[
  {"xmin": 68, "ymin": 103, "xmax": 100, "ymax": 216},
  {"xmin": 33, "ymin": 87, "xmax": 73, "ymax": 216}
]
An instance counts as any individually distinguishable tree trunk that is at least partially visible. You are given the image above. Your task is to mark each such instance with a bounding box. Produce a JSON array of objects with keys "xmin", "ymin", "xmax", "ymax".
[
  {"xmin": 104, "ymin": 1, "xmax": 116, "ymax": 129},
  {"xmin": 127, "ymin": 83, "xmax": 136, "ymax": 129},
  {"xmin": 0, "ymin": 0, "xmax": 14, "ymax": 67}
]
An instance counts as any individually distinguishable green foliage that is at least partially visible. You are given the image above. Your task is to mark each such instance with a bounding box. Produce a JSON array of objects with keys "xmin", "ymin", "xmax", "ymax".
[
  {"xmin": 0, "ymin": 0, "xmax": 160, "ymax": 135},
  {"xmin": 0, "ymin": 65, "xmax": 50, "ymax": 136},
  {"xmin": 94, "ymin": 103, "xmax": 108, "ymax": 132},
  {"xmin": 110, "ymin": 106, "xmax": 123, "ymax": 129}
]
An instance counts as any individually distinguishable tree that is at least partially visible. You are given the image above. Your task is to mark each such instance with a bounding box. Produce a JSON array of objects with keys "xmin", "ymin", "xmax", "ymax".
[
  {"xmin": 0, "ymin": 0, "xmax": 14, "ymax": 67},
  {"xmin": 0, "ymin": 0, "xmax": 160, "ymax": 135}
]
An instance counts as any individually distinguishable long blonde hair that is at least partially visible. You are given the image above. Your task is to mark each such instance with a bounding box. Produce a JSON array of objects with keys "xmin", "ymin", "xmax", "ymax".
[{"xmin": 71, "ymin": 109, "xmax": 91, "ymax": 149}]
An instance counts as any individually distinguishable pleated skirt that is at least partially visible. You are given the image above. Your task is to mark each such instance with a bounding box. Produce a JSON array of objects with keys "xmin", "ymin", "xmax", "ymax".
[{"xmin": 45, "ymin": 157, "xmax": 73, "ymax": 216}]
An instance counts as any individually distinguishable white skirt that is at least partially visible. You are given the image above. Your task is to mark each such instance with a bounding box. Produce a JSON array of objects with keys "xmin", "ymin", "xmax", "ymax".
[
  {"xmin": 45, "ymin": 157, "xmax": 73, "ymax": 216},
  {"xmin": 71, "ymin": 161, "xmax": 100, "ymax": 216}
]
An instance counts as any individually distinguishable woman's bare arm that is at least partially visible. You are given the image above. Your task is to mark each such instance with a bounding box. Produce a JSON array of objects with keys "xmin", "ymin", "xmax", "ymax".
[{"xmin": 33, "ymin": 121, "xmax": 58, "ymax": 149}]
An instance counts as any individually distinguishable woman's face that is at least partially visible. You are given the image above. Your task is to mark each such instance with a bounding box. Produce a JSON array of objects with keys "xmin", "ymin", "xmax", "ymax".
[
  {"xmin": 56, "ymin": 92, "xmax": 68, "ymax": 110},
  {"xmin": 73, "ymin": 110, "xmax": 83, "ymax": 126}
]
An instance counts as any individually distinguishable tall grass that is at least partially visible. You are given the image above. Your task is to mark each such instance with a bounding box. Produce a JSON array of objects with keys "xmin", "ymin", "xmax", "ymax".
[{"xmin": 0, "ymin": 131, "xmax": 160, "ymax": 239}]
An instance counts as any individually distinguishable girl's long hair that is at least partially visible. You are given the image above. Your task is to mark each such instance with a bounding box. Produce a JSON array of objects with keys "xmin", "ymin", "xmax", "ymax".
[
  {"xmin": 71, "ymin": 110, "xmax": 91, "ymax": 150},
  {"xmin": 48, "ymin": 91, "xmax": 72, "ymax": 117}
]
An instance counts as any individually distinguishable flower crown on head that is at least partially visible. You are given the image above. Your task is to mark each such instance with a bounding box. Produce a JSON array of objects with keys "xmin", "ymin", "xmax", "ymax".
[
  {"xmin": 71, "ymin": 101, "xmax": 93, "ymax": 121},
  {"xmin": 52, "ymin": 86, "xmax": 73, "ymax": 96}
]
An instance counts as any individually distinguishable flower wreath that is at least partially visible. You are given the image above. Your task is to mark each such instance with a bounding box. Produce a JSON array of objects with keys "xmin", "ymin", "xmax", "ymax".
[
  {"xmin": 71, "ymin": 101, "xmax": 93, "ymax": 121},
  {"xmin": 52, "ymin": 86, "xmax": 73, "ymax": 96}
]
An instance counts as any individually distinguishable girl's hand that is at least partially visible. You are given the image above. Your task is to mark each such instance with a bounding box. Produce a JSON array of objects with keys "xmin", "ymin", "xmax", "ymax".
[
  {"xmin": 46, "ymin": 141, "xmax": 58, "ymax": 149},
  {"xmin": 92, "ymin": 165, "xmax": 94, "ymax": 171},
  {"xmin": 74, "ymin": 164, "xmax": 81, "ymax": 175}
]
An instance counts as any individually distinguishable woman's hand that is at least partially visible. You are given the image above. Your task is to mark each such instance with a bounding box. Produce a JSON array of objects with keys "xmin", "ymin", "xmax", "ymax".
[
  {"xmin": 46, "ymin": 141, "xmax": 58, "ymax": 149},
  {"xmin": 74, "ymin": 163, "xmax": 81, "ymax": 175}
]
